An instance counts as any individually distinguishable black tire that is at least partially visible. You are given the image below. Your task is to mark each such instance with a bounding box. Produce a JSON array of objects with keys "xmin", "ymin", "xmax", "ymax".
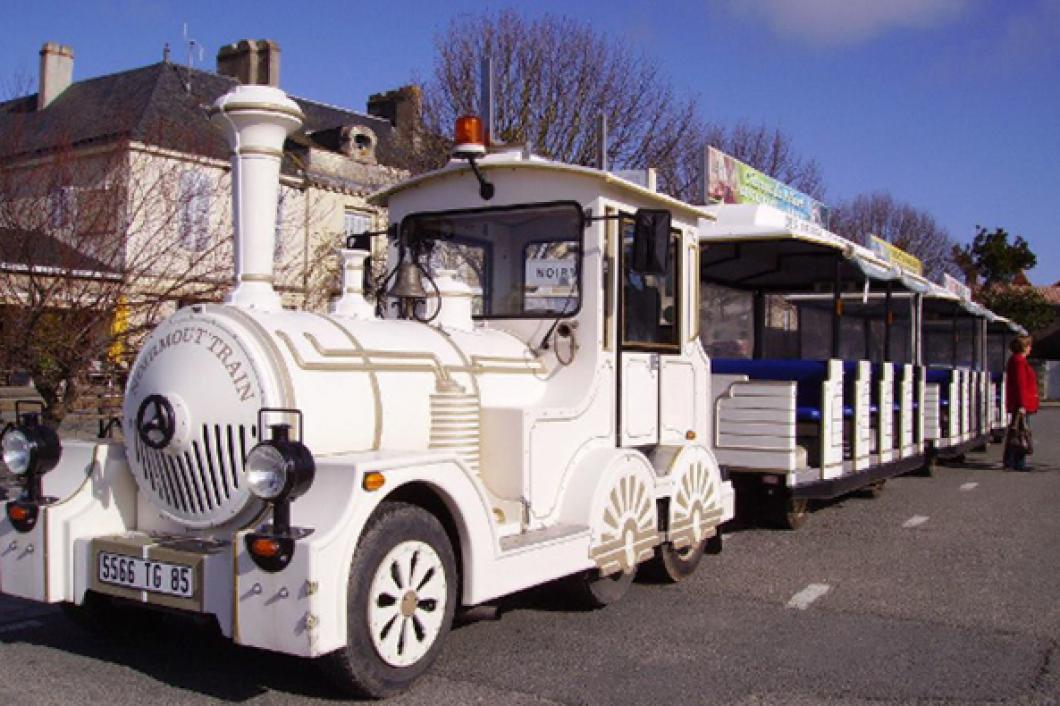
[
  {"xmin": 640, "ymin": 539, "xmax": 707, "ymax": 583},
  {"xmin": 320, "ymin": 502, "xmax": 458, "ymax": 699},
  {"xmin": 565, "ymin": 568, "xmax": 635, "ymax": 609},
  {"xmin": 772, "ymin": 497, "xmax": 808, "ymax": 530}
]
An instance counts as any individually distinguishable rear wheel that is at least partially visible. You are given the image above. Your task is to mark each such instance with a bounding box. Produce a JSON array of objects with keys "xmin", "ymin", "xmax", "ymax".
[
  {"xmin": 321, "ymin": 502, "xmax": 457, "ymax": 699},
  {"xmin": 641, "ymin": 538, "xmax": 707, "ymax": 583},
  {"xmin": 566, "ymin": 568, "xmax": 635, "ymax": 609}
]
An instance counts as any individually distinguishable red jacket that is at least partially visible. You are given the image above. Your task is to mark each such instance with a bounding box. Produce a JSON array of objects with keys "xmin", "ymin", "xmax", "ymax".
[{"xmin": 1006, "ymin": 353, "xmax": 1039, "ymax": 413}]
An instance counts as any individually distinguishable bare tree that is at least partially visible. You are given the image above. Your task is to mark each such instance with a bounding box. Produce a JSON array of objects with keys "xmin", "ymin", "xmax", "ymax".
[
  {"xmin": 413, "ymin": 10, "xmax": 825, "ymax": 209},
  {"xmin": 0, "ymin": 120, "xmax": 234, "ymax": 423},
  {"xmin": 830, "ymin": 191, "xmax": 960, "ymax": 280},
  {"xmin": 418, "ymin": 10, "xmax": 700, "ymax": 178}
]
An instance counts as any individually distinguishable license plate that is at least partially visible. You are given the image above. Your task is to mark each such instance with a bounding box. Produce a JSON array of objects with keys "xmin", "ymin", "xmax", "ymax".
[{"xmin": 97, "ymin": 551, "xmax": 195, "ymax": 599}]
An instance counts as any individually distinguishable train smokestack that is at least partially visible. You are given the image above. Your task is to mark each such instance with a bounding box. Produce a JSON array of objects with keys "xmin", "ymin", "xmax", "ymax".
[{"xmin": 210, "ymin": 85, "xmax": 304, "ymax": 310}]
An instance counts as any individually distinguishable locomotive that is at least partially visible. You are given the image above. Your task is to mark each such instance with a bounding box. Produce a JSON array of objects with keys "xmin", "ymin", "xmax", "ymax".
[{"xmin": 0, "ymin": 85, "xmax": 734, "ymax": 697}]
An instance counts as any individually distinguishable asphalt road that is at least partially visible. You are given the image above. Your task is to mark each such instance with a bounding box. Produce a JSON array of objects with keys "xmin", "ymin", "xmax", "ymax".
[{"xmin": 1, "ymin": 412, "xmax": 1058, "ymax": 705}]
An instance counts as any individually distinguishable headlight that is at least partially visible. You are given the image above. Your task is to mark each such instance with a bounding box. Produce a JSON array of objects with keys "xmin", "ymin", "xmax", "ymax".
[
  {"xmin": 243, "ymin": 423, "xmax": 315, "ymax": 502},
  {"xmin": 2, "ymin": 429, "xmax": 32, "ymax": 475},
  {"xmin": 1, "ymin": 417, "xmax": 60, "ymax": 478},
  {"xmin": 245, "ymin": 444, "xmax": 288, "ymax": 500}
]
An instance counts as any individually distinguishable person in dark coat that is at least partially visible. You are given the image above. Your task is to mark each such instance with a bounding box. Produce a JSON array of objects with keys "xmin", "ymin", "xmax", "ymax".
[{"xmin": 1003, "ymin": 335, "xmax": 1038, "ymax": 471}]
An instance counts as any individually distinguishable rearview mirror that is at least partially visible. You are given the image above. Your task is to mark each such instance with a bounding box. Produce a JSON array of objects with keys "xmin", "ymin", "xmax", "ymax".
[{"xmin": 631, "ymin": 209, "xmax": 671, "ymax": 275}]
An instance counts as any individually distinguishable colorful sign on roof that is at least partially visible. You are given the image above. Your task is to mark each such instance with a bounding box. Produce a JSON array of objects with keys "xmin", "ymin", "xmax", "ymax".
[
  {"xmin": 869, "ymin": 236, "xmax": 924, "ymax": 276},
  {"xmin": 705, "ymin": 146, "xmax": 830, "ymax": 228}
]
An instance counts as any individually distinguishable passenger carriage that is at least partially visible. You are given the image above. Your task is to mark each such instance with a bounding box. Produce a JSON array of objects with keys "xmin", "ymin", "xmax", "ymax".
[
  {"xmin": 920, "ymin": 285, "xmax": 993, "ymax": 460},
  {"xmin": 697, "ymin": 204, "xmax": 930, "ymax": 528}
]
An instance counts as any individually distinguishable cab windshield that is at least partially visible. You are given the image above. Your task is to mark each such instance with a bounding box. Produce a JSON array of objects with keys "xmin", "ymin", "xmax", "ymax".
[{"xmin": 401, "ymin": 201, "xmax": 583, "ymax": 319}]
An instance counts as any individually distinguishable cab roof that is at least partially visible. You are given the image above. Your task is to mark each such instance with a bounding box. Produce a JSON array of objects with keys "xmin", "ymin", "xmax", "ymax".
[{"xmin": 369, "ymin": 147, "xmax": 713, "ymax": 222}]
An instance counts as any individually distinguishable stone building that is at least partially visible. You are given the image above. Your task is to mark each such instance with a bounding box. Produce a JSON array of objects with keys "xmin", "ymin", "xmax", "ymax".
[{"xmin": 0, "ymin": 39, "xmax": 417, "ymax": 320}]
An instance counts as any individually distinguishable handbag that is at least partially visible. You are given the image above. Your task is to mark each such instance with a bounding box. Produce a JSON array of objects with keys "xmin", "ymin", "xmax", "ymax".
[{"xmin": 1006, "ymin": 410, "xmax": 1033, "ymax": 456}]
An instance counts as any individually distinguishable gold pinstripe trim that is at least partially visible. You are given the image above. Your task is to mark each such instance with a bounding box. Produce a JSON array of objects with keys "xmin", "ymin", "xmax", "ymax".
[
  {"xmin": 236, "ymin": 146, "xmax": 283, "ymax": 159},
  {"xmin": 313, "ymin": 314, "xmax": 384, "ymax": 450},
  {"xmin": 208, "ymin": 101, "xmax": 305, "ymax": 121}
]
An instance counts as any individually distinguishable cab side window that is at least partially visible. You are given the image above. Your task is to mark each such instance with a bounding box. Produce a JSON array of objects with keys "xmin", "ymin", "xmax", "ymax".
[{"xmin": 621, "ymin": 219, "xmax": 680, "ymax": 349}]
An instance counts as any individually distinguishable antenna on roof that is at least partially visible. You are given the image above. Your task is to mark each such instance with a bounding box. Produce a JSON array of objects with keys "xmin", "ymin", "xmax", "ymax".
[{"xmin": 181, "ymin": 22, "xmax": 204, "ymax": 92}]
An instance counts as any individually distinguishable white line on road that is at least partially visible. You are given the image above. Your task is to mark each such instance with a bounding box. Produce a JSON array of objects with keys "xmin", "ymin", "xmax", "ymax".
[
  {"xmin": 787, "ymin": 583, "xmax": 830, "ymax": 610},
  {"xmin": 0, "ymin": 619, "xmax": 43, "ymax": 634},
  {"xmin": 960, "ymin": 482, "xmax": 978, "ymax": 491},
  {"xmin": 903, "ymin": 515, "xmax": 930, "ymax": 528}
]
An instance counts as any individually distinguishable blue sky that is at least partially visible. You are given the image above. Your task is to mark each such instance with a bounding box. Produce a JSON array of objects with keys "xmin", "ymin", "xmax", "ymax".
[{"xmin": 4, "ymin": 0, "xmax": 1058, "ymax": 283}]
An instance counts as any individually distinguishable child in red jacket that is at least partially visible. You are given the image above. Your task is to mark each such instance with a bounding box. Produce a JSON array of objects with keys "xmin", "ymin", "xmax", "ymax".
[{"xmin": 1003, "ymin": 336, "xmax": 1038, "ymax": 471}]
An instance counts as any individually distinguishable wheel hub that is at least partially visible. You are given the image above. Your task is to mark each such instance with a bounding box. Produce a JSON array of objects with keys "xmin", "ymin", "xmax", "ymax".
[{"xmin": 400, "ymin": 590, "xmax": 418, "ymax": 618}]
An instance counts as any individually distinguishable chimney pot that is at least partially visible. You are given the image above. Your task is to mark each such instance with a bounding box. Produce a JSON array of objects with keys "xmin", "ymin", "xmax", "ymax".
[
  {"xmin": 217, "ymin": 39, "xmax": 281, "ymax": 87},
  {"xmin": 38, "ymin": 42, "xmax": 74, "ymax": 110}
]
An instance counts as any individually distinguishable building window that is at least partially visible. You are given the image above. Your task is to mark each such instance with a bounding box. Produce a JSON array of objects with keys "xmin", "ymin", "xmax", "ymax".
[
  {"xmin": 49, "ymin": 185, "xmax": 77, "ymax": 231},
  {"xmin": 344, "ymin": 210, "xmax": 372, "ymax": 244},
  {"xmin": 179, "ymin": 170, "xmax": 211, "ymax": 251}
]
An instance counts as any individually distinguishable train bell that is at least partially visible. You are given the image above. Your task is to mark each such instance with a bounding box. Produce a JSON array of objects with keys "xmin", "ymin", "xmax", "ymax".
[
  {"xmin": 389, "ymin": 262, "xmax": 428, "ymax": 300},
  {"xmin": 389, "ymin": 261, "xmax": 428, "ymax": 320}
]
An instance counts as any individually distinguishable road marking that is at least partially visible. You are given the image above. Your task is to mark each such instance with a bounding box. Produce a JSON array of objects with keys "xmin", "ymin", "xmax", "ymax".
[
  {"xmin": 903, "ymin": 515, "xmax": 929, "ymax": 528},
  {"xmin": 787, "ymin": 583, "xmax": 830, "ymax": 610},
  {"xmin": 960, "ymin": 482, "xmax": 978, "ymax": 491},
  {"xmin": 0, "ymin": 619, "xmax": 43, "ymax": 634}
]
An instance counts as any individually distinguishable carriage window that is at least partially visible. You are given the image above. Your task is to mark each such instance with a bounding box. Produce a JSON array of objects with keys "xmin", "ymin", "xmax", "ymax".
[
  {"xmin": 699, "ymin": 282, "xmax": 753, "ymax": 358},
  {"xmin": 402, "ymin": 202, "xmax": 583, "ymax": 319},
  {"xmin": 622, "ymin": 219, "xmax": 680, "ymax": 349}
]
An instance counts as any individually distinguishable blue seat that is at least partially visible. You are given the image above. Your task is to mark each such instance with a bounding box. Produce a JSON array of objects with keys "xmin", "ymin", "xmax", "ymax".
[{"xmin": 714, "ymin": 358, "xmax": 830, "ymax": 424}]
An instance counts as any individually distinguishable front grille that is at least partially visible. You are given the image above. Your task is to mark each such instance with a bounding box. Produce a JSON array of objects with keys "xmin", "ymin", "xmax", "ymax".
[{"xmin": 133, "ymin": 423, "xmax": 258, "ymax": 526}]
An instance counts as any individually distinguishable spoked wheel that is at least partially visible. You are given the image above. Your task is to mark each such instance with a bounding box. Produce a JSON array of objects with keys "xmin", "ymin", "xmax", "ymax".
[
  {"xmin": 566, "ymin": 567, "xmax": 635, "ymax": 609},
  {"xmin": 771, "ymin": 497, "xmax": 808, "ymax": 530},
  {"xmin": 641, "ymin": 538, "xmax": 707, "ymax": 583},
  {"xmin": 321, "ymin": 502, "xmax": 457, "ymax": 699}
]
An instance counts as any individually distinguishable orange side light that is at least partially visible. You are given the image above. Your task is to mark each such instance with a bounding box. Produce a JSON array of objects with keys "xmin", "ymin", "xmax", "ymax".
[
  {"xmin": 7, "ymin": 505, "xmax": 30, "ymax": 522},
  {"xmin": 250, "ymin": 537, "xmax": 281, "ymax": 559},
  {"xmin": 455, "ymin": 115, "xmax": 485, "ymax": 147},
  {"xmin": 363, "ymin": 471, "xmax": 386, "ymax": 492}
]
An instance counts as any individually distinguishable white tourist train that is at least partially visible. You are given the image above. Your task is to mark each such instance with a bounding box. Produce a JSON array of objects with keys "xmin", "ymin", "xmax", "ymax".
[{"xmin": 0, "ymin": 84, "xmax": 1021, "ymax": 697}]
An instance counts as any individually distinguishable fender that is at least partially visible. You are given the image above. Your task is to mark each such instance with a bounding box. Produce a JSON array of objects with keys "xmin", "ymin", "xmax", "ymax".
[{"xmin": 234, "ymin": 449, "xmax": 497, "ymax": 657}]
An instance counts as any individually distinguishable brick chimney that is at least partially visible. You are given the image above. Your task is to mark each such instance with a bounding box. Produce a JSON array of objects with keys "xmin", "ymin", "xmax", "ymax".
[
  {"xmin": 367, "ymin": 85, "xmax": 423, "ymax": 137},
  {"xmin": 38, "ymin": 42, "xmax": 74, "ymax": 110},
  {"xmin": 216, "ymin": 39, "xmax": 280, "ymax": 86}
]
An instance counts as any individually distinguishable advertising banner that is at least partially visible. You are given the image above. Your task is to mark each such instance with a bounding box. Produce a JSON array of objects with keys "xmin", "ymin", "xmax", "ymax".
[
  {"xmin": 869, "ymin": 236, "xmax": 924, "ymax": 275},
  {"xmin": 706, "ymin": 146, "xmax": 830, "ymax": 227}
]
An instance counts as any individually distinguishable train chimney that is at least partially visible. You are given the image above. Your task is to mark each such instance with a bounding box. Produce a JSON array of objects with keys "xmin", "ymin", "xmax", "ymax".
[
  {"xmin": 210, "ymin": 85, "xmax": 303, "ymax": 310},
  {"xmin": 330, "ymin": 247, "xmax": 375, "ymax": 318}
]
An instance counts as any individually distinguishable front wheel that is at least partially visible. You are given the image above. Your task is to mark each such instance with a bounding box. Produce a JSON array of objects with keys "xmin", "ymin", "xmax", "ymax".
[{"xmin": 321, "ymin": 502, "xmax": 457, "ymax": 699}]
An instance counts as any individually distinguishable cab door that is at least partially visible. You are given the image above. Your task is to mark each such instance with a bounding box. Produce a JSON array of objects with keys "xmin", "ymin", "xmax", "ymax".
[{"xmin": 618, "ymin": 217, "xmax": 682, "ymax": 447}]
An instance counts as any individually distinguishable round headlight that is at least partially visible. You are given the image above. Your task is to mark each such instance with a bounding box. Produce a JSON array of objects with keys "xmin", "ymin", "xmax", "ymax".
[
  {"xmin": 2, "ymin": 429, "xmax": 32, "ymax": 475},
  {"xmin": 245, "ymin": 444, "xmax": 288, "ymax": 500}
]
